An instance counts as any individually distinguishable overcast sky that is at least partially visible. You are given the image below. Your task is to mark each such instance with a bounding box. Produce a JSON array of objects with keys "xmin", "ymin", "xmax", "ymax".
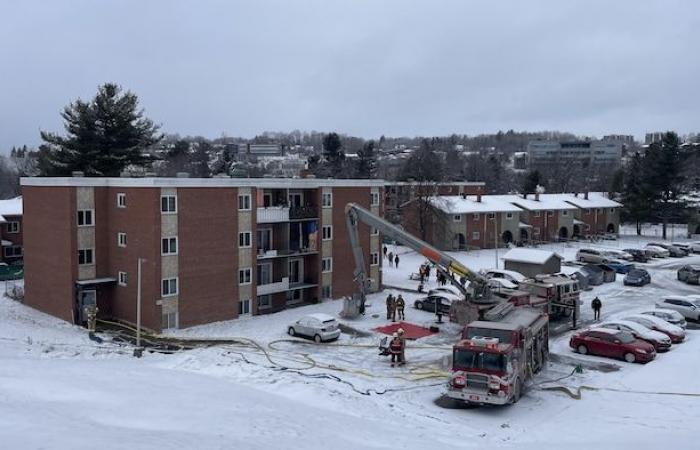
[{"xmin": 1, "ymin": 0, "xmax": 698, "ymax": 151}]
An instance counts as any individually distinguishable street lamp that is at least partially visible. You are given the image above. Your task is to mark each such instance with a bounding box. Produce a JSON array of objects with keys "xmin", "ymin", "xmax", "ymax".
[{"xmin": 134, "ymin": 257, "xmax": 146, "ymax": 357}]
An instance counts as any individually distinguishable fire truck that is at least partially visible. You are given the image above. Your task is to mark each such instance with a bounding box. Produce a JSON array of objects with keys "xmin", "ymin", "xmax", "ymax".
[
  {"xmin": 446, "ymin": 303, "xmax": 548, "ymax": 405},
  {"xmin": 519, "ymin": 274, "xmax": 581, "ymax": 328}
]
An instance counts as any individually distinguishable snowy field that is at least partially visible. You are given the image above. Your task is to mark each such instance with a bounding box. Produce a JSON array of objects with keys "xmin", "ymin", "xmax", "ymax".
[{"xmin": 2, "ymin": 226, "xmax": 700, "ymax": 449}]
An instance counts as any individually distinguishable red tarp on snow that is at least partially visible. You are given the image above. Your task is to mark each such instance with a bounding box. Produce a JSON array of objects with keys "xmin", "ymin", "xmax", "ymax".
[{"xmin": 373, "ymin": 321, "xmax": 437, "ymax": 340}]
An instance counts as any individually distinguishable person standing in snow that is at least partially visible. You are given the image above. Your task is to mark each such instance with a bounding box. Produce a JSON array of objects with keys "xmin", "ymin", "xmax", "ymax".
[
  {"xmin": 389, "ymin": 333, "xmax": 403, "ymax": 367},
  {"xmin": 386, "ymin": 294, "xmax": 395, "ymax": 320},
  {"xmin": 387, "ymin": 252, "xmax": 394, "ymax": 267},
  {"xmin": 397, "ymin": 328, "xmax": 406, "ymax": 365},
  {"xmin": 394, "ymin": 254, "xmax": 400, "ymax": 269},
  {"xmin": 591, "ymin": 297, "xmax": 602, "ymax": 321},
  {"xmin": 396, "ymin": 295, "xmax": 405, "ymax": 320}
]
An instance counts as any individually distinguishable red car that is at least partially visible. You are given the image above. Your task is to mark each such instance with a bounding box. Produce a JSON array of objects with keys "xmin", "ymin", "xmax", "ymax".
[{"xmin": 569, "ymin": 328, "xmax": 656, "ymax": 363}]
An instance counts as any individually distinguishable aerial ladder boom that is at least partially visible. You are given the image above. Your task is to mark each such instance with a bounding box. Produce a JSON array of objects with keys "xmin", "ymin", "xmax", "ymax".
[{"xmin": 343, "ymin": 203, "xmax": 492, "ymax": 318}]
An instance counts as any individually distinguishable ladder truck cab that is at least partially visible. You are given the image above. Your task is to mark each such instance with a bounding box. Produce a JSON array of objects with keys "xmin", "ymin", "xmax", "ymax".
[
  {"xmin": 519, "ymin": 274, "xmax": 581, "ymax": 327},
  {"xmin": 446, "ymin": 304, "xmax": 548, "ymax": 405}
]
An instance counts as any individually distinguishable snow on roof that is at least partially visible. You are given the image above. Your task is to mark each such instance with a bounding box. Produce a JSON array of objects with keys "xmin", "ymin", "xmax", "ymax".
[
  {"xmin": 429, "ymin": 195, "xmax": 522, "ymax": 214},
  {"xmin": 490, "ymin": 194, "xmax": 578, "ymax": 211},
  {"xmin": 502, "ymin": 248, "xmax": 563, "ymax": 264},
  {"xmin": 550, "ymin": 192, "xmax": 622, "ymax": 209},
  {"xmin": 0, "ymin": 197, "xmax": 22, "ymax": 219}
]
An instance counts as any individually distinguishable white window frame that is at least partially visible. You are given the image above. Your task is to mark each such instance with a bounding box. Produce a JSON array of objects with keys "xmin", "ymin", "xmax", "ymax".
[
  {"xmin": 506, "ymin": 212, "xmax": 514, "ymax": 219},
  {"xmin": 78, "ymin": 248, "xmax": 94, "ymax": 265},
  {"xmin": 371, "ymin": 191, "xmax": 380, "ymax": 206},
  {"xmin": 473, "ymin": 213, "xmax": 480, "ymax": 221},
  {"xmin": 6, "ymin": 221, "xmax": 20, "ymax": 233},
  {"xmin": 472, "ymin": 232, "xmax": 480, "ymax": 240},
  {"xmin": 322, "ymin": 257, "xmax": 333, "ymax": 273},
  {"xmin": 3, "ymin": 246, "xmax": 22, "ymax": 258},
  {"xmin": 161, "ymin": 195, "xmax": 177, "ymax": 214},
  {"xmin": 239, "ymin": 298, "xmax": 252, "ymax": 315},
  {"xmin": 239, "ymin": 267, "xmax": 252, "ymax": 285},
  {"xmin": 238, "ymin": 194, "xmax": 251, "ymax": 211},
  {"xmin": 239, "ymin": 231, "xmax": 252, "ymax": 248},
  {"xmin": 322, "ymin": 284, "xmax": 332, "ymax": 300},
  {"xmin": 322, "ymin": 192, "xmax": 333, "ymax": 208},
  {"xmin": 586, "ymin": 208, "xmax": 592, "ymax": 215},
  {"xmin": 162, "ymin": 312, "xmax": 178, "ymax": 329},
  {"xmin": 534, "ymin": 211, "xmax": 541, "ymax": 217},
  {"xmin": 547, "ymin": 210, "xmax": 554, "ymax": 217},
  {"xmin": 161, "ymin": 277, "xmax": 178, "ymax": 297},
  {"xmin": 117, "ymin": 193, "xmax": 126, "ymax": 208},
  {"xmin": 161, "ymin": 236, "xmax": 178, "ymax": 255},
  {"xmin": 562, "ymin": 210, "xmax": 569, "ymax": 216},
  {"xmin": 118, "ymin": 271, "xmax": 127, "ymax": 287},
  {"xmin": 370, "ymin": 252, "xmax": 379, "ymax": 266},
  {"xmin": 77, "ymin": 209, "xmax": 94, "ymax": 227},
  {"xmin": 453, "ymin": 215, "xmax": 461, "ymax": 222},
  {"xmin": 322, "ymin": 225, "xmax": 333, "ymax": 241},
  {"xmin": 596, "ymin": 208, "xmax": 602, "ymax": 214},
  {"xmin": 117, "ymin": 232, "xmax": 127, "ymax": 248},
  {"xmin": 487, "ymin": 213, "xmax": 495, "ymax": 220}
]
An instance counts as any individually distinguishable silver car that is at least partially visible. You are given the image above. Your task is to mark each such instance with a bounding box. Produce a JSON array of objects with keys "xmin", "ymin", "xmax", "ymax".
[
  {"xmin": 288, "ymin": 313, "xmax": 341, "ymax": 343},
  {"xmin": 655, "ymin": 296, "xmax": 700, "ymax": 322},
  {"xmin": 641, "ymin": 309, "xmax": 687, "ymax": 329},
  {"xmin": 576, "ymin": 248, "xmax": 609, "ymax": 264}
]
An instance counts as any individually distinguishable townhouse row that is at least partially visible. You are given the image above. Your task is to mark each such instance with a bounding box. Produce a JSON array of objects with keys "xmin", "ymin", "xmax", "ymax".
[
  {"xmin": 0, "ymin": 197, "xmax": 23, "ymax": 264},
  {"xmin": 20, "ymin": 177, "xmax": 383, "ymax": 332},
  {"xmin": 404, "ymin": 191, "xmax": 621, "ymax": 251}
]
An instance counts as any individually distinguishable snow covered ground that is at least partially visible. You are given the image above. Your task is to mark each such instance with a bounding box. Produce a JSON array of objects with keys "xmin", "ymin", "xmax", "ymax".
[{"xmin": 2, "ymin": 228, "xmax": 700, "ymax": 449}]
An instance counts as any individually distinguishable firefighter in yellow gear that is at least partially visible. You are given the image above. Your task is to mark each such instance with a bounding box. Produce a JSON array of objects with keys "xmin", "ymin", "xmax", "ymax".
[{"xmin": 395, "ymin": 295, "xmax": 405, "ymax": 320}]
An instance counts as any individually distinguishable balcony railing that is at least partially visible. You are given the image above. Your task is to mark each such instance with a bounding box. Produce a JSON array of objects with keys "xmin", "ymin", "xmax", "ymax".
[
  {"xmin": 256, "ymin": 206, "xmax": 289, "ymax": 223},
  {"xmin": 257, "ymin": 247, "xmax": 318, "ymax": 259},
  {"xmin": 257, "ymin": 277, "xmax": 290, "ymax": 295},
  {"xmin": 289, "ymin": 206, "xmax": 318, "ymax": 220}
]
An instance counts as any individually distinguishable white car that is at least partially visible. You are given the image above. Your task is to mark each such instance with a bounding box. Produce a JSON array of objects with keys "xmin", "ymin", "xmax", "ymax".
[
  {"xmin": 479, "ymin": 268, "xmax": 526, "ymax": 285},
  {"xmin": 622, "ymin": 314, "xmax": 685, "ymax": 343},
  {"xmin": 644, "ymin": 245, "xmax": 670, "ymax": 258},
  {"xmin": 288, "ymin": 313, "xmax": 341, "ymax": 343},
  {"xmin": 428, "ymin": 285, "xmax": 463, "ymax": 298},
  {"xmin": 691, "ymin": 242, "xmax": 700, "ymax": 253},
  {"xmin": 655, "ymin": 296, "xmax": 700, "ymax": 321},
  {"xmin": 487, "ymin": 278, "xmax": 518, "ymax": 290},
  {"xmin": 641, "ymin": 309, "xmax": 687, "ymax": 329},
  {"xmin": 600, "ymin": 320, "xmax": 672, "ymax": 351},
  {"xmin": 601, "ymin": 249, "xmax": 633, "ymax": 261}
]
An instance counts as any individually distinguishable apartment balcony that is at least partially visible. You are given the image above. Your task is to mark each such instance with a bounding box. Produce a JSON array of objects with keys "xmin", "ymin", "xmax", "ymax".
[
  {"xmin": 257, "ymin": 247, "xmax": 318, "ymax": 260},
  {"xmin": 257, "ymin": 206, "xmax": 290, "ymax": 223},
  {"xmin": 289, "ymin": 206, "xmax": 318, "ymax": 220},
  {"xmin": 257, "ymin": 277, "xmax": 290, "ymax": 295}
]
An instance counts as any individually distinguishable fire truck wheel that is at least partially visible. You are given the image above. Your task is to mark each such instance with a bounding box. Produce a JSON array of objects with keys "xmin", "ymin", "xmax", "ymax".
[
  {"xmin": 415, "ymin": 301, "xmax": 423, "ymax": 310},
  {"xmin": 512, "ymin": 378, "xmax": 522, "ymax": 403},
  {"xmin": 288, "ymin": 327, "xmax": 296, "ymax": 337},
  {"xmin": 577, "ymin": 345, "xmax": 588, "ymax": 355},
  {"xmin": 314, "ymin": 334, "xmax": 322, "ymax": 344},
  {"xmin": 624, "ymin": 352, "xmax": 636, "ymax": 363}
]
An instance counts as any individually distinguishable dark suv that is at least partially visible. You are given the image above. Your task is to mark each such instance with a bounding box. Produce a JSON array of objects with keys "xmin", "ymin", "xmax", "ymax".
[{"xmin": 623, "ymin": 249, "xmax": 650, "ymax": 263}]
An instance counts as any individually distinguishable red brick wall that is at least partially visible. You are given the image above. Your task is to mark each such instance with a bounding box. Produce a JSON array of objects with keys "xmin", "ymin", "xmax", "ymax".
[
  {"xmin": 22, "ymin": 187, "xmax": 77, "ymax": 322},
  {"xmin": 178, "ymin": 188, "xmax": 239, "ymax": 328}
]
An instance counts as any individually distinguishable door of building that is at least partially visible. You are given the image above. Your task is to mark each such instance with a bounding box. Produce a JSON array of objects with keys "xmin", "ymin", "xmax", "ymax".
[
  {"xmin": 289, "ymin": 258, "xmax": 303, "ymax": 284},
  {"xmin": 78, "ymin": 289, "xmax": 96, "ymax": 323}
]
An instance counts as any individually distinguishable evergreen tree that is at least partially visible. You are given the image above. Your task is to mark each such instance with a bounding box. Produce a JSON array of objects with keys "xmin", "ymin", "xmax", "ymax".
[
  {"xmin": 322, "ymin": 132, "xmax": 345, "ymax": 177},
  {"xmin": 522, "ymin": 170, "xmax": 542, "ymax": 193},
  {"xmin": 190, "ymin": 141, "xmax": 212, "ymax": 178},
  {"xmin": 165, "ymin": 140, "xmax": 190, "ymax": 176},
  {"xmin": 40, "ymin": 83, "xmax": 161, "ymax": 176},
  {"xmin": 355, "ymin": 140, "xmax": 377, "ymax": 178},
  {"xmin": 621, "ymin": 152, "xmax": 649, "ymax": 235},
  {"xmin": 398, "ymin": 139, "xmax": 444, "ymax": 182}
]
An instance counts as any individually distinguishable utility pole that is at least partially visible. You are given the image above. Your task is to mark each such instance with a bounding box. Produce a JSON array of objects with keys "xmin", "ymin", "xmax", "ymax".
[
  {"xmin": 134, "ymin": 257, "xmax": 145, "ymax": 358},
  {"xmin": 494, "ymin": 214, "xmax": 499, "ymax": 269}
]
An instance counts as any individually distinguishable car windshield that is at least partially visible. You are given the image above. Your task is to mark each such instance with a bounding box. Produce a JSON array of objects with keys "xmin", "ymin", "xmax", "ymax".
[
  {"xmin": 628, "ymin": 270, "xmax": 645, "ymax": 277},
  {"xmin": 617, "ymin": 331, "xmax": 636, "ymax": 344},
  {"xmin": 453, "ymin": 349, "xmax": 506, "ymax": 372}
]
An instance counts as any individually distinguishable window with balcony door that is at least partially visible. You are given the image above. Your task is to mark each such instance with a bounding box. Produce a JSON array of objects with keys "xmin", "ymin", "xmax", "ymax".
[
  {"xmin": 257, "ymin": 228, "xmax": 272, "ymax": 253},
  {"xmin": 257, "ymin": 263, "xmax": 272, "ymax": 285},
  {"xmin": 288, "ymin": 193, "xmax": 303, "ymax": 208},
  {"xmin": 289, "ymin": 259, "xmax": 303, "ymax": 284},
  {"xmin": 239, "ymin": 299, "xmax": 251, "ymax": 315}
]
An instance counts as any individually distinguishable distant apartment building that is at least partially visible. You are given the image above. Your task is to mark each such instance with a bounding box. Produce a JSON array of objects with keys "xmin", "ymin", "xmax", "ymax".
[
  {"xmin": 645, "ymin": 132, "xmax": 666, "ymax": 145},
  {"xmin": 0, "ymin": 197, "xmax": 23, "ymax": 264},
  {"xmin": 527, "ymin": 139, "xmax": 622, "ymax": 170},
  {"xmin": 20, "ymin": 177, "xmax": 383, "ymax": 332}
]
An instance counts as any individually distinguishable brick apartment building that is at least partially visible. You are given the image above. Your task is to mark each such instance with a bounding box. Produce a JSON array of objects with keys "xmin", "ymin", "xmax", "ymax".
[
  {"xmin": 501, "ymin": 193, "xmax": 577, "ymax": 242},
  {"xmin": 20, "ymin": 177, "xmax": 384, "ymax": 331},
  {"xmin": 0, "ymin": 197, "xmax": 23, "ymax": 264},
  {"xmin": 383, "ymin": 181, "xmax": 485, "ymax": 223},
  {"xmin": 549, "ymin": 192, "xmax": 621, "ymax": 237}
]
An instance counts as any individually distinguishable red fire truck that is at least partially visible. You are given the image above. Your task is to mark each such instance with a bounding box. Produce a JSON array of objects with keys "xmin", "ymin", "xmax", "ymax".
[{"xmin": 446, "ymin": 304, "xmax": 548, "ymax": 405}]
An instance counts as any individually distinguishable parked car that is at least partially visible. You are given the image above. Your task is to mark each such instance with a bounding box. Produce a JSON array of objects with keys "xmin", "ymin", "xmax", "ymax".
[
  {"xmin": 414, "ymin": 293, "xmax": 458, "ymax": 314},
  {"xmin": 622, "ymin": 314, "xmax": 685, "ymax": 343},
  {"xmin": 487, "ymin": 278, "xmax": 519, "ymax": 290},
  {"xmin": 677, "ymin": 265, "xmax": 700, "ymax": 285},
  {"xmin": 428, "ymin": 285, "xmax": 463, "ymax": 298},
  {"xmin": 641, "ymin": 309, "xmax": 687, "ymax": 329},
  {"xmin": 623, "ymin": 268, "xmax": 651, "ymax": 286},
  {"xmin": 689, "ymin": 242, "xmax": 700, "ymax": 253},
  {"xmin": 575, "ymin": 248, "xmax": 609, "ymax": 264},
  {"xmin": 595, "ymin": 264, "xmax": 617, "ymax": 282},
  {"xmin": 601, "ymin": 249, "xmax": 634, "ymax": 261},
  {"xmin": 623, "ymin": 249, "xmax": 650, "ymax": 263},
  {"xmin": 599, "ymin": 320, "xmax": 672, "ymax": 352},
  {"xmin": 580, "ymin": 264, "xmax": 605, "ymax": 285},
  {"xmin": 655, "ymin": 296, "xmax": 700, "ymax": 321},
  {"xmin": 644, "ymin": 245, "xmax": 670, "ymax": 258},
  {"xmin": 288, "ymin": 313, "xmax": 341, "ymax": 343},
  {"xmin": 605, "ymin": 260, "xmax": 635, "ymax": 274},
  {"xmin": 648, "ymin": 242, "xmax": 687, "ymax": 257},
  {"xmin": 569, "ymin": 328, "xmax": 656, "ymax": 363},
  {"xmin": 671, "ymin": 243, "xmax": 694, "ymax": 253},
  {"xmin": 478, "ymin": 269, "xmax": 526, "ymax": 285}
]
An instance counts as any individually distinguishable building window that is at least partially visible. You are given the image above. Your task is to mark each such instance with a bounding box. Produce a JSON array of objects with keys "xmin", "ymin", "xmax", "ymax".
[
  {"xmin": 322, "ymin": 225, "xmax": 333, "ymax": 241},
  {"xmin": 472, "ymin": 232, "xmax": 480, "ymax": 240},
  {"xmin": 371, "ymin": 191, "xmax": 380, "ymax": 206},
  {"xmin": 585, "ymin": 209, "xmax": 592, "ymax": 215},
  {"xmin": 162, "ymin": 277, "xmax": 178, "ymax": 297},
  {"xmin": 117, "ymin": 232, "xmax": 127, "ymax": 248},
  {"xmin": 118, "ymin": 271, "xmax": 127, "ymax": 286},
  {"xmin": 453, "ymin": 215, "xmax": 461, "ymax": 222},
  {"xmin": 596, "ymin": 208, "xmax": 602, "ymax": 214},
  {"xmin": 239, "ymin": 267, "xmax": 252, "ymax": 285},
  {"xmin": 371, "ymin": 226, "xmax": 379, "ymax": 236},
  {"xmin": 117, "ymin": 193, "xmax": 126, "ymax": 208},
  {"xmin": 322, "ymin": 285, "xmax": 332, "ymax": 299},
  {"xmin": 609, "ymin": 208, "xmax": 614, "ymax": 213},
  {"xmin": 473, "ymin": 213, "xmax": 480, "ymax": 221},
  {"xmin": 506, "ymin": 212, "xmax": 514, "ymax": 219},
  {"xmin": 162, "ymin": 237, "xmax": 178, "ymax": 255},
  {"xmin": 6, "ymin": 221, "xmax": 20, "ymax": 233},
  {"xmin": 239, "ymin": 231, "xmax": 252, "ymax": 248},
  {"xmin": 3, "ymin": 246, "xmax": 22, "ymax": 258},
  {"xmin": 78, "ymin": 248, "xmax": 94, "ymax": 265},
  {"xmin": 370, "ymin": 252, "xmax": 379, "ymax": 265},
  {"xmin": 162, "ymin": 312, "xmax": 178, "ymax": 329},
  {"xmin": 77, "ymin": 209, "xmax": 94, "ymax": 227},
  {"xmin": 322, "ymin": 257, "xmax": 333, "ymax": 273},
  {"xmin": 534, "ymin": 227, "xmax": 541, "ymax": 235},
  {"xmin": 239, "ymin": 299, "xmax": 252, "ymax": 315},
  {"xmin": 322, "ymin": 192, "xmax": 332, "ymax": 208},
  {"xmin": 534, "ymin": 211, "xmax": 541, "ymax": 217},
  {"xmin": 161, "ymin": 195, "xmax": 177, "ymax": 213},
  {"xmin": 257, "ymin": 295, "xmax": 271, "ymax": 309},
  {"xmin": 585, "ymin": 224, "xmax": 591, "ymax": 231},
  {"xmin": 562, "ymin": 210, "xmax": 568, "ymax": 216},
  {"xmin": 487, "ymin": 213, "xmax": 495, "ymax": 220},
  {"xmin": 238, "ymin": 194, "xmax": 251, "ymax": 211},
  {"xmin": 547, "ymin": 211, "xmax": 554, "ymax": 217}
]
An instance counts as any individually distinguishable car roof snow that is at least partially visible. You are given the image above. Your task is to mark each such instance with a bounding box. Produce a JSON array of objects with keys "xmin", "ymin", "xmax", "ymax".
[{"xmin": 305, "ymin": 313, "xmax": 337, "ymax": 322}]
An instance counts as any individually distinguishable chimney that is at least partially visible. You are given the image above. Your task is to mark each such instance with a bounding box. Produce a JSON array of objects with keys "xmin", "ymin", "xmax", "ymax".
[
  {"xmin": 476, "ymin": 193, "xmax": 482, "ymax": 202},
  {"xmin": 573, "ymin": 192, "xmax": 578, "ymax": 198},
  {"xmin": 461, "ymin": 192, "xmax": 467, "ymax": 200},
  {"xmin": 584, "ymin": 192, "xmax": 589, "ymax": 200},
  {"xmin": 522, "ymin": 193, "xmax": 527, "ymax": 199},
  {"xmin": 72, "ymin": 171, "xmax": 84, "ymax": 177},
  {"xmin": 535, "ymin": 192, "xmax": 540, "ymax": 201}
]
